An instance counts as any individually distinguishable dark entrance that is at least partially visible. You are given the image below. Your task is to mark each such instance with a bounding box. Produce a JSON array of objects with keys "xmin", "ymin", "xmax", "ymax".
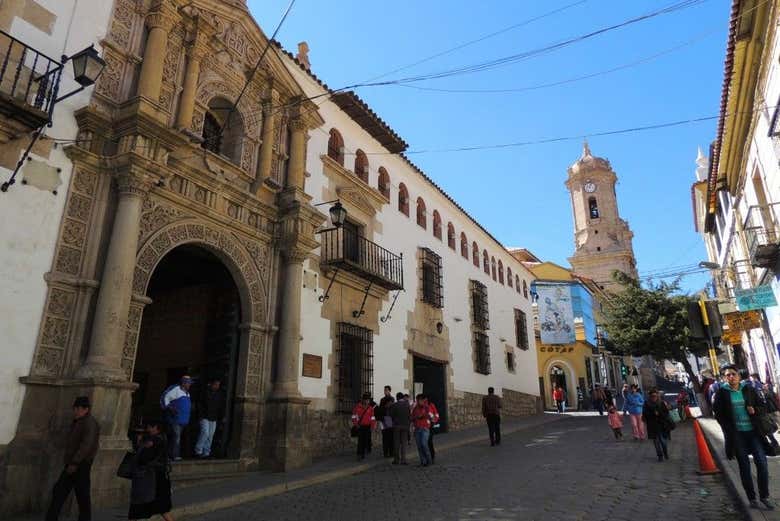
[
  {"xmin": 413, "ymin": 356, "xmax": 448, "ymax": 432},
  {"xmin": 131, "ymin": 245, "xmax": 241, "ymax": 459}
]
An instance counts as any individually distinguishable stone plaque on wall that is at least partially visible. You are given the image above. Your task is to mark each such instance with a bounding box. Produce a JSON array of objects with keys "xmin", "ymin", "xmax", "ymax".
[{"xmin": 302, "ymin": 354, "xmax": 322, "ymax": 378}]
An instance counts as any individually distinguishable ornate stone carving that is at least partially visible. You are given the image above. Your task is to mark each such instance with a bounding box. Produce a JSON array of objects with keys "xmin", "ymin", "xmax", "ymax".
[
  {"xmin": 41, "ymin": 316, "xmax": 69, "ymax": 348},
  {"xmin": 244, "ymin": 241, "xmax": 270, "ymax": 280},
  {"xmin": 195, "ymin": 80, "xmax": 259, "ymax": 138},
  {"xmin": 116, "ymin": 171, "xmax": 154, "ymax": 197},
  {"xmin": 145, "ymin": 9, "xmax": 177, "ymax": 32},
  {"xmin": 72, "ymin": 170, "xmax": 97, "ymax": 197},
  {"xmin": 95, "ymin": 48, "xmax": 124, "ymax": 102},
  {"xmin": 191, "ymin": 110, "xmax": 204, "ymax": 134},
  {"xmin": 67, "ymin": 194, "xmax": 92, "ymax": 222},
  {"xmin": 47, "ymin": 288, "xmax": 76, "ymax": 317},
  {"xmin": 107, "ymin": 0, "xmax": 137, "ymax": 49},
  {"xmin": 55, "ymin": 246, "xmax": 82, "ymax": 275},
  {"xmin": 34, "ymin": 347, "xmax": 64, "ymax": 376},
  {"xmin": 139, "ymin": 199, "xmax": 184, "ymax": 244},
  {"xmin": 62, "ymin": 219, "xmax": 86, "ymax": 248}
]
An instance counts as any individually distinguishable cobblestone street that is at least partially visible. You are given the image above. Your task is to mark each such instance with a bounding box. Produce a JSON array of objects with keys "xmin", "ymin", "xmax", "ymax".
[{"xmin": 189, "ymin": 416, "xmax": 741, "ymax": 521}]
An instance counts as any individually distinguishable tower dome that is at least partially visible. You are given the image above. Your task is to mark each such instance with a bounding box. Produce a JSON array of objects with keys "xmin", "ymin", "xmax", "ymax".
[{"xmin": 568, "ymin": 140, "xmax": 611, "ymax": 176}]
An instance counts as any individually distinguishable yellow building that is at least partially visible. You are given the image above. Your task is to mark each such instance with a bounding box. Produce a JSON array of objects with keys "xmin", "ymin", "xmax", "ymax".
[{"xmin": 523, "ymin": 260, "xmax": 633, "ymax": 410}]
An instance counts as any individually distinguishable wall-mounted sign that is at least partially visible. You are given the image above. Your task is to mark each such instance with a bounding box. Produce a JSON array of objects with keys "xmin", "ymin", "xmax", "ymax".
[
  {"xmin": 722, "ymin": 329, "xmax": 743, "ymax": 345},
  {"xmin": 723, "ymin": 311, "xmax": 762, "ymax": 332},
  {"xmin": 537, "ymin": 285, "xmax": 576, "ymax": 344},
  {"xmin": 735, "ymin": 285, "xmax": 777, "ymax": 311},
  {"xmin": 302, "ymin": 354, "xmax": 322, "ymax": 378}
]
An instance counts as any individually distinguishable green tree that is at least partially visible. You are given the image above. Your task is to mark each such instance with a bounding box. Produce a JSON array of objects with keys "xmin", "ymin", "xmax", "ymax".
[{"xmin": 602, "ymin": 272, "xmax": 711, "ymax": 392}]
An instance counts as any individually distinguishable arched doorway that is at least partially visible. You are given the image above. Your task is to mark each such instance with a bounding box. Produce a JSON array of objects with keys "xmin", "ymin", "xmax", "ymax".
[{"xmin": 130, "ymin": 245, "xmax": 242, "ymax": 459}]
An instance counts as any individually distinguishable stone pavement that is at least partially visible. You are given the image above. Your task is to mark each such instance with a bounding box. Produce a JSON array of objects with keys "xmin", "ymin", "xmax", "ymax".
[
  {"xmin": 700, "ymin": 417, "xmax": 780, "ymax": 521},
  {"xmin": 10, "ymin": 413, "xmax": 562, "ymax": 521},
  {"xmin": 188, "ymin": 414, "xmax": 740, "ymax": 521}
]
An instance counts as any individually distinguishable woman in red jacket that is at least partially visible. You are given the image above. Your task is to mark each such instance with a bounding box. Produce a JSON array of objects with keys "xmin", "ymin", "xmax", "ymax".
[
  {"xmin": 352, "ymin": 392, "xmax": 376, "ymax": 461},
  {"xmin": 553, "ymin": 385, "xmax": 566, "ymax": 414}
]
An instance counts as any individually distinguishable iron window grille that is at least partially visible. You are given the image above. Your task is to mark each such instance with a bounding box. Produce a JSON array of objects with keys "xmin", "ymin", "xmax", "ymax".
[
  {"xmin": 506, "ymin": 351, "xmax": 516, "ymax": 373},
  {"xmin": 474, "ymin": 332, "xmax": 491, "ymax": 375},
  {"xmin": 515, "ymin": 309, "xmax": 529, "ymax": 350},
  {"xmin": 421, "ymin": 248, "xmax": 443, "ymax": 308},
  {"xmin": 335, "ymin": 323, "xmax": 374, "ymax": 413},
  {"xmin": 201, "ymin": 112, "xmax": 223, "ymax": 155},
  {"xmin": 471, "ymin": 280, "xmax": 490, "ymax": 330}
]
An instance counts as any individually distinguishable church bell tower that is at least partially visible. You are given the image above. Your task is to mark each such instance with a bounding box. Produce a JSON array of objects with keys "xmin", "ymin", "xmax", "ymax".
[{"xmin": 566, "ymin": 142, "xmax": 638, "ymax": 291}]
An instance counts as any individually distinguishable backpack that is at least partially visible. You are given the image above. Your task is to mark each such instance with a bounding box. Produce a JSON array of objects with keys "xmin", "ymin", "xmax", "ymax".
[{"xmin": 160, "ymin": 384, "xmax": 177, "ymax": 411}]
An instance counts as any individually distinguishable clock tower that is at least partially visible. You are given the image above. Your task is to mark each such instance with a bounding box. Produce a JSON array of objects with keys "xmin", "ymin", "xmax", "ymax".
[{"xmin": 566, "ymin": 142, "xmax": 638, "ymax": 291}]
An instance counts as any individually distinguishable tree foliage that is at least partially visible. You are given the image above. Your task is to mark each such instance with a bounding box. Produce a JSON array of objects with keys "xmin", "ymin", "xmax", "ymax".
[{"xmin": 602, "ymin": 272, "xmax": 710, "ymax": 388}]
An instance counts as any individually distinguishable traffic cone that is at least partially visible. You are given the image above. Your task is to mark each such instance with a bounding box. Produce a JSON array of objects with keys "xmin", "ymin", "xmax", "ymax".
[{"xmin": 693, "ymin": 419, "xmax": 720, "ymax": 475}]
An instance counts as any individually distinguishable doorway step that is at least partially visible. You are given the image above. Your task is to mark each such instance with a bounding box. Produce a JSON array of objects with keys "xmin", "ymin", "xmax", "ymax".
[{"xmin": 171, "ymin": 459, "xmax": 246, "ymax": 489}]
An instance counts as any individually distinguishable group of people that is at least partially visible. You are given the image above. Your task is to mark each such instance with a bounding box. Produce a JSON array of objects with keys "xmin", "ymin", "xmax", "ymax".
[
  {"xmin": 351, "ymin": 385, "xmax": 503, "ymax": 467},
  {"xmin": 606, "ymin": 386, "xmax": 675, "ymax": 462}
]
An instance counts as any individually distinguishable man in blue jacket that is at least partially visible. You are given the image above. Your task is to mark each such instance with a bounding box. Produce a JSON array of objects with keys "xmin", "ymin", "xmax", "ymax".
[{"xmin": 161, "ymin": 375, "xmax": 192, "ymax": 460}]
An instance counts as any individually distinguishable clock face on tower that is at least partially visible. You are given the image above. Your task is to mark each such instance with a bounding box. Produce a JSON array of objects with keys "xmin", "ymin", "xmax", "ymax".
[{"xmin": 584, "ymin": 182, "xmax": 597, "ymax": 193}]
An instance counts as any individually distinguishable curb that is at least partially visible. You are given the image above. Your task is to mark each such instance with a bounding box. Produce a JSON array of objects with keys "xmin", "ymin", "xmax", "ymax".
[
  {"xmin": 172, "ymin": 415, "xmax": 565, "ymax": 519},
  {"xmin": 698, "ymin": 419, "xmax": 770, "ymax": 521}
]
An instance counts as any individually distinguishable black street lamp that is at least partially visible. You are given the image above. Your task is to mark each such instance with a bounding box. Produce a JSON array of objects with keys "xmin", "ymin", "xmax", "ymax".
[
  {"xmin": 1, "ymin": 43, "xmax": 106, "ymax": 193},
  {"xmin": 328, "ymin": 201, "xmax": 347, "ymax": 228}
]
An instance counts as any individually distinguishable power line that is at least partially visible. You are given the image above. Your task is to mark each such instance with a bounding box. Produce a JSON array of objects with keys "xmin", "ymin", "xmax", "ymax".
[{"xmin": 362, "ymin": 0, "xmax": 590, "ymax": 83}]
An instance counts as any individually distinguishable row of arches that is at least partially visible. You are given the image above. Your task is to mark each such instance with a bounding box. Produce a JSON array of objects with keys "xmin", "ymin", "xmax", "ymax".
[{"xmin": 327, "ymin": 127, "xmax": 530, "ymax": 299}]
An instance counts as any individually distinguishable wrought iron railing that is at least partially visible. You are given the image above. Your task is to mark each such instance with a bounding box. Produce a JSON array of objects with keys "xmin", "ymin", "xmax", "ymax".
[
  {"xmin": 0, "ymin": 29, "xmax": 62, "ymax": 122},
  {"xmin": 744, "ymin": 203, "xmax": 780, "ymax": 269},
  {"xmin": 319, "ymin": 227, "xmax": 404, "ymax": 290}
]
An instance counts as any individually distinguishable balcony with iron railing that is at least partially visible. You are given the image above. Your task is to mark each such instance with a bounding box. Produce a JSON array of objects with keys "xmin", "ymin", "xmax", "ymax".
[
  {"xmin": 0, "ymin": 29, "xmax": 62, "ymax": 132},
  {"xmin": 319, "ymin": 227, "xmax": 404, "ymax": 291},
  {"xmin": 743, "ymin": 202, "xmax": 780, "ymax": 270}
]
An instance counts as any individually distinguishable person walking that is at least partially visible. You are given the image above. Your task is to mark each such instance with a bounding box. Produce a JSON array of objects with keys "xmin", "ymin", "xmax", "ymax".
[
  {"xmin": 607, "ymin": 405, "xmax": 623, "ymax": 440},
  {"xmin": 713, "ymin": 365, "xmax": 775, "ymax": 510},
  {"xmin": 643, "ymin": 388, "xmax": 673, "ymax": 461},
  {"xmin": 576, "ymin": 386, "xmax": 584, "ymax": 411},
  {"xmin": 482, "ymin": 387, "xmax": 502, "ymax": 446},
  {"xmin": 553, "ymin": 384, "xmax": 566, "ymax": 414},
  {"xmin": 194, "ymin": 378, "xmax": 225, "ymax": 459},
  {"xmin": 161, "ymin": 376, "xmax": 192, "ymax": 461},
  {"xmin": 621, "ymin": 383, "xmax": 630, "ymax": 416},
  {"xmin": 764, "ymin": 383, "xmax": 780, "ymax": 428},
  {"xmin": 591, "ymin": 384, "xmax": 606, "ymax": 416},
  {"xmin": 626, "ymin": 384, "xmax": 646, "ymax": 440},
  {"xmin": 376, "ymin": 385, "xmax": 395, "ymax": 458},
  {"xmin": 411, "ymin": 394, "xmax": 433, "ymax": 466},
  {"xmin": 427, "ymin": 399, "xmax": 440, "ymax": 464},
  {"xmin": 128, "ymin": 419, "xmax": 174, "ymax": 521},
  {"xmin": 676, "ymin": 389, "xmax": 689, "ymax": 421},
  {"xmin": 390, "ymin": 392, "xmax": 410, "ymax": 465},
  {"xmin": 351, "ymin": 392, "xmax": 376, "ymax": 460},
  {"xmin": 45, "ymin": 396, "xmax": 100, "ymax": 521}
]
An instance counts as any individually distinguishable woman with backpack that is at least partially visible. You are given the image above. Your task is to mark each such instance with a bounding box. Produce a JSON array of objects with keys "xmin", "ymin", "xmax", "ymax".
[{"xmin": 128, "ymin": 419, "xmax": 174, "ymax": 521}]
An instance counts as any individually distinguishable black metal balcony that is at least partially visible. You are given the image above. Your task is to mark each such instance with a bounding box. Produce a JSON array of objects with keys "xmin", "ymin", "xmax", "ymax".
[
  {"xmin": 0, "ymin": 30, "xmax": 62, "ymax": 129},
  {"xmin": 319, "ymin": 227, "xmax": 404, "ymax": 291},
  {"xmin": 744, "ymin": 203, "xmax": 780, "ymax": 270}
]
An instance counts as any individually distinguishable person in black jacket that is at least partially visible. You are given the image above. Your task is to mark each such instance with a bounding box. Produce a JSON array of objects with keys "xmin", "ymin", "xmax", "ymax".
[
  {"xmin": 194, "ymin": 378, "xmax": 225, "ymax": 458},
  {"xmin": 713, "ymin": 364, "xmax": 775, "ymax": 510},
  {"xmin": 376, "ymin": 385, "xmax": 395, "ymax": 458},
  {"xmin": 642, "ymin": 388, "xmax": 673, "ymax": 462},
  {"xmin": 129, "ymin": 420, "xmax": 174, "ymax": 521}
]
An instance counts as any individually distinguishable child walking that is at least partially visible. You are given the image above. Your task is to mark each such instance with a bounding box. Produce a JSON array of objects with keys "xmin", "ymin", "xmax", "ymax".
[{"xmin": 607, "ymin": 405, "xmax": 623, "ymax": 440}]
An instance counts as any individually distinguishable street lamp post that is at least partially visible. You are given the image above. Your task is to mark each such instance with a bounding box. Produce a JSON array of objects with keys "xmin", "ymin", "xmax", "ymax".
[{"xmin": 1, "ymin": 44, "xmax": 106, "ymax": 193}]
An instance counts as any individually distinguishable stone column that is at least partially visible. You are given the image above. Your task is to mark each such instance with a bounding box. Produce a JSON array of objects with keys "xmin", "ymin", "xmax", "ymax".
[
  {"xmin": 251, "ymin": 94, "xmax": 278, "ymax": 192},
  {"xmin": 175, "ymin": 27, "xmax": 210, "ymax": 130},
  {"xmin": 286, "ymin": 116, "xmax": 307, "ymax": 190},
  {"xmin": 272, "ymin": 248, "xmax": 307, "ymax": 398},
  {"xmin": 77, "ymin": 170, "xmax": 153, "ymax": 379},
  {"xmin": 136, "ymin": 2, "xmax": 177, "ymax": 102}
]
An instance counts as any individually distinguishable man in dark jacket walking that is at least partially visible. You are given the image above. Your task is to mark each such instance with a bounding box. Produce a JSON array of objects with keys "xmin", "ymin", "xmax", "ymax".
[
  {"xmin": 390, "ymin": 392, "xmax": 410, "ymax": 465},
  {"xmin": 482, "ymin": 387, "xmax": 502, "ymax": 446},
  {"xmin": 46, "ymin": 396, "xmax": 100, "ymax": 521},
  {"xmin": 195, "ymin": 378, "xmax": 226, "ymax": 458}
]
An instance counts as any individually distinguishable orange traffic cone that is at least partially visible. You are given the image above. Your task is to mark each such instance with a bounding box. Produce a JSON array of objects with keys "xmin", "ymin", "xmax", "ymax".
[{"xmin": 693, "ymin": 419, "xmax": 721, "ymax": 475}]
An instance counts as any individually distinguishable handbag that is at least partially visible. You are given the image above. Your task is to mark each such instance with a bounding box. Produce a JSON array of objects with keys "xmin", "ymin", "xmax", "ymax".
[
  {"xmin": 116, "ymin": 451, "xmax": 139, "ymax": 480},
  {"xmin": 669, "ymin": 409, "xmax": 682, "ymax": 424}
]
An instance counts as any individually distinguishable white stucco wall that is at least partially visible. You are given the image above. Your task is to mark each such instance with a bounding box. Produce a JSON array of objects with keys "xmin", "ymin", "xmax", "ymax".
[
  {"xmin": 0, "ymin": 0, "xmax": 113, "ymax": 444},
  {"xmin": 285, "ymin": 56, "xmax": 538, "ymax": 406}
]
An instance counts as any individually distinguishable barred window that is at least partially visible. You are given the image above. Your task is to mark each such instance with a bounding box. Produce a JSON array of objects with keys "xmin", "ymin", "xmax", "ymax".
[
  {"xmin": 506, "ymin": 351, "xmax": 516, "ymax": 373},
  {"xmin": 515, "ymin": 309, "xmax": 529, "ymax": 350},
  {"xmin": 474, "ymin": 332, "xmax": 491, "ymax": 375},
  {"xmin": 421, "ymin": 248, "xmax": 443, "ymax": 308},
  {"xmin": 471, "ymin": 280, "xmax": 489, "ymax": 330},
  {"xmin": 336, "ymin": 323, "xmax": 373, "ymax": 413}
]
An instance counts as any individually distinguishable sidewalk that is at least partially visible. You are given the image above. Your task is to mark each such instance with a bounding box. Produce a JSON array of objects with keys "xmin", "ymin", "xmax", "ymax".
[
  {"xmin": 700, "ymin": 418, "xmax": 780, "ymax": 521},
  {"xmin": 11, "ymin": 413, "xmax": 563, "ymax": 521}
]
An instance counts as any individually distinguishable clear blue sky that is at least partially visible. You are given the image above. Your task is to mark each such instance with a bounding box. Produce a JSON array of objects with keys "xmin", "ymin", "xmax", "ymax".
[{"xmin": 248, "ymin": 0, "xmax": 728, "ymax": 293}]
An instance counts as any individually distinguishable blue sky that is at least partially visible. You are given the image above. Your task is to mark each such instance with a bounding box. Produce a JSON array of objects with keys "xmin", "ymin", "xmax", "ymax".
[{"xmin": 248, "ymin": 0, "xmax": 728, "ymax": 293}]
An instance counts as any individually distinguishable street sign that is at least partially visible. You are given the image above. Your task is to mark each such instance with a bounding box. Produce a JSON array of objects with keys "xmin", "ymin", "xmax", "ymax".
[
  {"xmin": 722, "ymin": 329, "xmax": 743, "ymax": 345},
  {"xmin": 735, "ymin": 285, "xmax": 778, "ymax": 311},
  {"xmin": 723, "ymin": 310, "xmax": 762, "ymax": 332}
]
